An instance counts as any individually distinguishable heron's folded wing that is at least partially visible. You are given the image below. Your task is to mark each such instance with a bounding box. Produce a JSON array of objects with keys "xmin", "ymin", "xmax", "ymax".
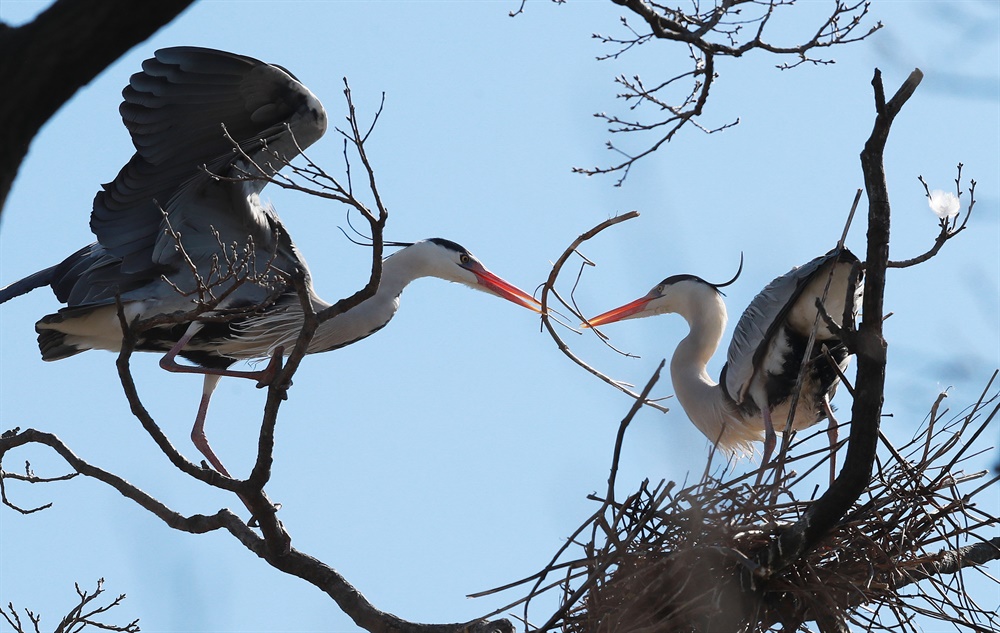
[{"xmin": 724, "ymin": 247, "xmax": 859, "ymax": 402}]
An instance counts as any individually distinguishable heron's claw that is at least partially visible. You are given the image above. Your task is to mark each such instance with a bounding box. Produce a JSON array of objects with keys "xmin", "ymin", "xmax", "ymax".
[{"xmin": 254, "ymin": 346, "xmax": 285, "ymax": 388}]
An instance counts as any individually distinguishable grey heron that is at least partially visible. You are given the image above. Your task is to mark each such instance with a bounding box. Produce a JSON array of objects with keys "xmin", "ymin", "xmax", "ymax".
[
  {"xmin": 583, "ymin": 247, "xmax": 862, "ymax": 478},
  {"xmin": 0, "ymin": 47, "xmax": 541, "ymax": 477}
]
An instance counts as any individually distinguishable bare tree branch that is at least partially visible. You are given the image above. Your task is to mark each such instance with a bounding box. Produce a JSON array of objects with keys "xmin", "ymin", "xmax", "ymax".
[
  {"xmin": 0, "ymin": 0, "xmax": 196, "ymax": 216},
  {"xmin": 538, "ymin": 211, "xmax": 672, "ymax": 412},
  {"xmin": 894, "ymin": 537, "xmax": 1000, "ymax": 591},
  {"xmin": 0, "ymin": 426, "xmax": 515, "ymax": 633},
  {"xmin": 3, "ymin": 579, "xmax": 139, "ymax": 633},
  {"xmin": 55, "ymin": 580, "xmax": 140, "ymax": 633},
  {"xmin": 766, "ymin": 68, "xmax": 925, "ymax": 573},
  {"xmin": 888, "ymin": 165, "xmax": 976, "ymax": 268},
  {"xmin": 0, "ymin": 428, "xmax": 243, "ymax": 535},
  {"xmin": 567, "ymin": 0, "xmax": 881, "ymax": 184},
  {"xmin": 0, "ymin": 457, "xmax": 76, "ymax": 514}
]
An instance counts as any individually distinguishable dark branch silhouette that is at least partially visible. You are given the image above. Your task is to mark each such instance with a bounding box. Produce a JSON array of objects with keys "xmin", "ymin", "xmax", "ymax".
[
  {"xmin": 1, "ymin": 579, "xmax": 139, "ymax": 633},
  {"xmin": 766, "ymin": 68, "xmax": 926, "ymax": 572},
  {"xmin": 0, "ymin": 0, "xmax": 196, "ymax": 216}
]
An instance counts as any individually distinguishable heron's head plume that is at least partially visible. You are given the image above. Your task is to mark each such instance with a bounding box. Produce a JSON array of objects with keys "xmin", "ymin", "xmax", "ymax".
[{"xmin": 582, "ymin": 254, "xmax": 742, "ymax": 328}]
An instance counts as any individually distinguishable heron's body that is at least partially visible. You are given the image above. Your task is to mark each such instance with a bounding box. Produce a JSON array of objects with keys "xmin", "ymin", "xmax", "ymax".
[
  {"xmin": 28, "ymin": 237, "xmax": 508, "ymax": 367},
  {"xmin": 586, "ymin": 248, "xmax": 863, "ymax": 467},
  {"xmin": 0, "ymin": 48, "xmax": 540, "ymax": 478},
  {"xmin": 4, "ymin": 46, "xmax": 329, "ymax": 372},
  {"xmin": 722, "ymin": 249, "xmax": 861, "ymax": 452}
]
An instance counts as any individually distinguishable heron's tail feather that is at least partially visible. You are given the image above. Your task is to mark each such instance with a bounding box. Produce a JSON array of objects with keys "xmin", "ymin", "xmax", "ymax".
[
  {"xmin": 36, "ymin": 329, "xmax": 88, "ymax": 361},
  {"xmin": 0, "ymin": 266, "xmax": 57, "ymax": 304}
]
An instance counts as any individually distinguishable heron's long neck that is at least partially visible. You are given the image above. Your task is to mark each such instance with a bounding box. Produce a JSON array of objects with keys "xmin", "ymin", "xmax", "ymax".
[
  {"xmin": 670, "ymin": 295, "xmax": 731, "ymax": 445},
  {"xmin": 306, "ymin": 247, "xmax": 431, "ymax": 353}
]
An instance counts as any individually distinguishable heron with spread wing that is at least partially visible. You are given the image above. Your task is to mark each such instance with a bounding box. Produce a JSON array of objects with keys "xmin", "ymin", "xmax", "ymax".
[{"xmin": 0, "ymin": 47, "xmax": 541, "ymax": 477}]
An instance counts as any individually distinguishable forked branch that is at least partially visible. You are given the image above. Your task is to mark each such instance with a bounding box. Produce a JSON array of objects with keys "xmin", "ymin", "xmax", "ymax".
[
  {"xmin": 0, "ymin": 428, "xmax": 514, "ymax": 633},
  {"xmin": 1, "ymin": 579, "xmax": 139, "ymax": 633},
  {"xmin": 889, "ymin": 164, "xmax": 976, "ymax": 268},
  {"xmin": 766, "ymin": 67, "xmax": 925, "ymax": 572},
  {"xmin": 571, "ymin": 0, "xmax": 881, "ymax": 184}
]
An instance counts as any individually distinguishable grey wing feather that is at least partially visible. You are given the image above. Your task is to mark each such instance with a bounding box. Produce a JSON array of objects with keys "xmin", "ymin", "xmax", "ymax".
[
  {"xmin": 724, "ymin": 247, "xmax": 859, "ymax": 402},
  {"xmin": 0, "ymin": 242, "xmax": 163, "ymax": 309},
  {"xmin": 0, "ymin": 267, "xmax": 57, "ymax": 304},
  {"xmin": 52, "ymin": 243, "xmax": 169, "ymax": 306},
  {"xmin": 90, "ymin": 46, "xmax": 328, "ymax": 275}
]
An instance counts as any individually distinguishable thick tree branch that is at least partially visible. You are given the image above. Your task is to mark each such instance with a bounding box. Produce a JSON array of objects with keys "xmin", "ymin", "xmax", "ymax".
[
  {"xmin": 894, "ymin": 537, "xmax": 1000, "ymax": 591},
  {"xmin": 0, "ymin": 428, "xmax": 241, "ymax": 535},
  {"xmin": 0, "ymin": 0, "xmax": 196, "ymax": 216},
  {"xmin": 766, "ymin": 68, "xmax": 924, "ymax": 572},
  {"xmin": 0, "ymin": 429, "xmax": 513, "ymax": 633}
]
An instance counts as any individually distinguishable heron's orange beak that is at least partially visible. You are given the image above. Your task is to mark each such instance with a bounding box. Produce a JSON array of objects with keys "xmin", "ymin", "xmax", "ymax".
[
  {"xmin": 472, "ymin": 267, "xmax": 543, "ymax": 313},
  {"xmin": 581, "ymin": 296, "xmax": 653, "ymax": 328}
]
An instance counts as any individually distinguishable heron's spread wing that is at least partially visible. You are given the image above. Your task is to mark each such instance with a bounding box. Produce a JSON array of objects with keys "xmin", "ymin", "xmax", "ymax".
[
  {"xmin": 90, "ymin": 47, "xmax": 328, "ymax": 275},
  {"xmin": 724, "ymin": 247, "xmax": 861, "ymax": 402}
]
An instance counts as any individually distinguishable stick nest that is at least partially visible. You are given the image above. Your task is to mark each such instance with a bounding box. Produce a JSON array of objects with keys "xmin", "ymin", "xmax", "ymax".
[{"xmin": 488, "ymin": 381, "xmax": 1000, "ymax": 633}]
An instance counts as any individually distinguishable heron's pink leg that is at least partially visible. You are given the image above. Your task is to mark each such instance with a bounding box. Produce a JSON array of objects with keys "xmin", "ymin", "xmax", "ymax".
[
  {"xmin": 160, "ymin": 324, "xmax": 285, "ymax": 523},
  {"xmin": 158, "ymin": 322, "xmax": 284, "ymax": 387},
  {"xmin": 161, "ymin": 347, "xmax": 283, "ymax": 387},
  {"xmin": 754, "ymin": 407, "xmax": 777, "ymax": 488},
  {"xmin": 822, "ymin": 397, "xmax": 839, "ymax": 485},
  {"xmin": 190, "ymin": 374, "xmax": 275, "ymax": 525},
  {"xmin": 191, "ymin": 374, "xmax": 231, "ymax": 476}
]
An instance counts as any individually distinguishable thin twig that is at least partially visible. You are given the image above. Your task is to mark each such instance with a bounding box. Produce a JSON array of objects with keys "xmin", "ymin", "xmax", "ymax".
[{"xmin": 540, "ymin": 212, "xmax": 671, "ymax": 413}]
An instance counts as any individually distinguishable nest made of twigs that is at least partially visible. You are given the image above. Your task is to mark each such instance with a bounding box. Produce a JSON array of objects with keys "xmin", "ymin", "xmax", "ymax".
[
  {"xmin": 484, "ymin": 380, "xmax": 999, "ymax": 633},
  {"xmin": 568, "ymin": 396, "xmax": 998, "ymax": 633}
]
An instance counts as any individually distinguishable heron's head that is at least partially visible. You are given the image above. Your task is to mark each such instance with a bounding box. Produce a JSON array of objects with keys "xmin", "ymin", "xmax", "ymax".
[
  {"xmin": 398, "ymin": 238, "xmax": 542, "ymax": 313},
  {"xmin": 582, "ymin": 256, "xmax": 742, "ymax": 328},
  {"xmin": 582, "ymin": 276, "xmax": 725, "ymax": 327}
]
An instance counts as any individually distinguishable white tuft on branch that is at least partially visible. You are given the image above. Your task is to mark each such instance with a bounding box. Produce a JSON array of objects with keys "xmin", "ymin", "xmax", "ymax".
[{"xmin": 928, "ymin": 189, "xmax": 960, "ymax": 219}]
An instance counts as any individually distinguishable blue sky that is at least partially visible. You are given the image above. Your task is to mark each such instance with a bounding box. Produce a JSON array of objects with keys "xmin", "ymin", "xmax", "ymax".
[{"xmin": 0, "ymin": 1, "xmax": 997, "ymax": 631}]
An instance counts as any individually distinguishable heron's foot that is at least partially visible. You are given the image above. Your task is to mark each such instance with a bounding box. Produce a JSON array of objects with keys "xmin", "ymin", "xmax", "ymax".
[
  {"xmin": 753, "ymin": 433, "xmax": 777, "ymax": 489},
  {"xmin": 254, "ymin": 346, "xmax": 285, "ymax": 389},
  {"xmin": 191, "ymin": 428, "xmax": 234, "ymax": 478}
]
